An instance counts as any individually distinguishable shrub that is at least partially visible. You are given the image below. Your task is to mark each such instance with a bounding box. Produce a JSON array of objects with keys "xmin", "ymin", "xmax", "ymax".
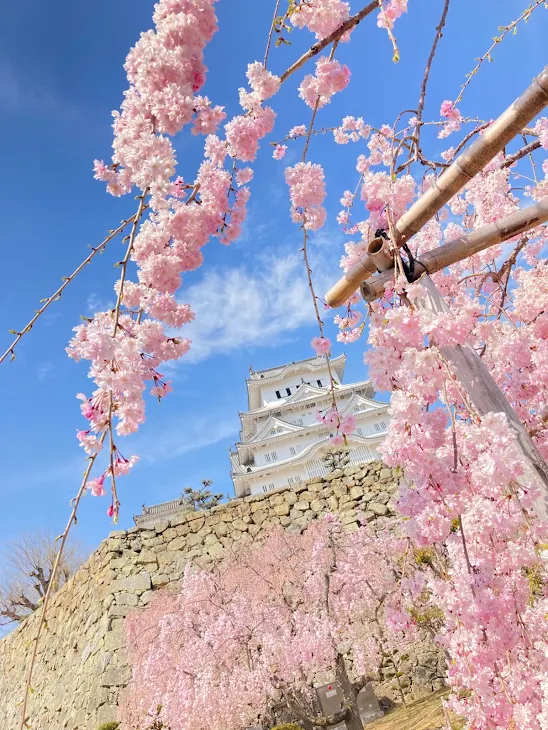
[{"xmin": 97, "ymin": 723, "xmax": 120, "ymax": 730}]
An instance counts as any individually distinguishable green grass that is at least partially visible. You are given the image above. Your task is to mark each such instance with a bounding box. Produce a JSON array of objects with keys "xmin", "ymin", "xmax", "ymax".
[{"xmin": 367, "ymin": 690, "xmax": 465, "ymax": 730}]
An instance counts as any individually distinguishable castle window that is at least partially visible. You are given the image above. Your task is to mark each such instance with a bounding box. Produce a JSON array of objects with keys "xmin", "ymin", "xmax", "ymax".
[
  {"xmin": 290, "ymin": 446, "xmax": 296, "ymax": 455},
  {"xmin": 380, "ymin": 421, "xmax": 387, "ymax": 429},
  {"xmin": 268, "ymin": 483, "xmax": 275, "ymax": 490},
  {"xmin": 317, "ymin": 379, "xmax": 322, "ymax": 387},
  {"xmin": 374, "ymin": 423, "xmax": 381, "ymax": 432},
  {"xmin": 265, "ymin": 453, "xmax": 271, "ymax": 462},
  {"xmin": 357, "ymin": 428, "xmax": 363, "ymax": 436},
  {"xmin": 286, "ymin": 388, "xmax": 291, "ymax": 396},
  {"xmin": 295, "ymin": 476, "xmax": 301, "ymax": 483},
  {"xmin": 271, "ymin": 452, "xmax": 277, "ymax": 460},
  {"xmin": 288, "ymin": 477, "xmax": 294, "ymax": 484},
  {"xmin": 275, "ymin": 390, "xmax": 281, "ymax": 399}
]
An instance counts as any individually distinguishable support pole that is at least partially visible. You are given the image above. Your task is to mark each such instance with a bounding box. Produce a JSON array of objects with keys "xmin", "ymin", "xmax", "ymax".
[
  {"xmin": 394, "ymin": 65, "xmax": 548, "ymax": 245},
  {"xmin": 414, "ymin": 276, "xmax": 548, "ymax": 523},
  {"xmin": 361, "ymin": 198, "xmax": 548, "ymax": 302},
  {"xmin": 325, "ymin": 66, "xmax": 548, "ymax": 308}
]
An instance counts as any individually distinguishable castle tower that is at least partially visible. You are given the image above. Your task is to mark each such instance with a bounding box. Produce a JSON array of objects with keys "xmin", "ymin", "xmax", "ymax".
[{"xmin": 229, "ymin": 354, "xmax": 390, "ymax": 497}]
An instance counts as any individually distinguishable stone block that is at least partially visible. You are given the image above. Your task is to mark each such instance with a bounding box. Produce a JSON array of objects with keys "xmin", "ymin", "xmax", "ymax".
[
  {"xmin": 213, "ymin": 521, "xmax": 229, "ymax": 536},
  {"xmin": 154, "ymin": 519, "xmax": 170, "ymax": 533},
  {"xmin": 327, "ymin": 496, "xmax": 339, "ymax": 511},
  {"xmin": 285, "ymin": 492, "xmax": 298, "ymax": 505},
  {"xmin": 101, "ymin": 667, "xmax": 132, "ymax": 687},
  {"xmin": 115, "ymin": 592, "xmax": 139, "ymax": 606},
  {"xmin": 70, "ymin": 707, "xmax": 87, "ymax": 728},
  {"xmin": 170, "ymin": 512, "xmax": 191, "ymax": 527},
  {"xmin": 310, "ymin": 499, "xmax": 326, "ymax": 513},
  {"xmin": 294, "ymin": 500, "xmax": 309, "ymax": 511},
  {"xmin": 207, "ymin": 542, "xmax": 225, "ymax": 559},
  {"xmin": 140, "ymin": 590, "xmax": 153, "ymax": 605},
  {"xmin": 135, "ymin": 550, "xmax": 158, "ymax": 565},
  {"xmin": 252, "ymin": 510, "xmax": 267, "ymax": 524},
  {"xmin": 112, "ymin": 573, "xmax": 151, "ymax": 594},
  {"xmin": 95, "ymin": 704, "xmax": 118, "ymax": 725},
  {"xmin": 168, "ymin": 536, "xmax": 187, "ymax": 551},
  {"xmin": 104, "ymin": 627, "xmax": 125, "ymax": 652},
  {"xmin": 273, "ymin": 503, "xmax": 290, "ymax": 516},
  {"xmin": 232, "ymin": 518, "xmax": 248, "ymax": 532},
  {"xmin": 188, "ymin": 517, "xmax": 205, "ymax": 533},
  {"xmin": 369, "ymin": 502, "xmax": 388, "ymax": 516},
  {"xmin": 107, "ymin": 604, "xmax": 134, "ymax": 618},
  {"xmin": 349, "ymin": 486, "xmax": 364, "ymax": 500},
  {"xmin": 306, "ymin": 481, "xmax": 323, "ymax": 492}
]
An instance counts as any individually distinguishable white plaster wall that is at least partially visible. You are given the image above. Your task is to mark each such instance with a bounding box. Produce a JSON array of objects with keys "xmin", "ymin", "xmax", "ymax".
[{"xmin": 260, "ymin": 368, "xmax": 338, "ymax": 405}]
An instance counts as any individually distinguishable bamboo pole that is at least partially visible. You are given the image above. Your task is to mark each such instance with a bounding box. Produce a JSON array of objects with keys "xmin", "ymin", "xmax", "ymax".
[
  {"xmin": 394, "ymin": 65, "xmax": 548, "ymax": 245},
  {"xmin": 361, "ymin": 197, "xmax": 548, "ymax": 302},
  {"xmin": 325, "ymin": 66, "xmax": 548, "ymax": 307},
  {"xmin": 415, "ymin": 276, "xmax": 548, "ymax": 523}
]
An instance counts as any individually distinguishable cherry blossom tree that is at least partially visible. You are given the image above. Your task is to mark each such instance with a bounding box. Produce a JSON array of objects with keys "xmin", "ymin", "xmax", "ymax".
[
  {"xmin": 3, "ymin": 1, "xmax": 548, "ymax": 728},
  {"xmin": 120, "ymin": 519, "xmax": 423, "ymax": 730}
]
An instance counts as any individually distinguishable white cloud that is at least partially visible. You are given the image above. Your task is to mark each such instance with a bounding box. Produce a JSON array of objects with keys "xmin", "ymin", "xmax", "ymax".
[
  {"xmin": 0, "ymin": 60, "xmax": 77, "ymax": 119},
  {"xmin": 86, "ymin": 292, "xmax": 115, "ymax": 315},
  {"xmin": 133, "ymin": 415, "xmax": 238, "ymax": 466},
  {"xmin": 181, "ymin": 246, "xmax": 335, "ymax": 363},
  {"xmin": 38, "ymin": 362, "xmax": 54, "ymax": 381}
]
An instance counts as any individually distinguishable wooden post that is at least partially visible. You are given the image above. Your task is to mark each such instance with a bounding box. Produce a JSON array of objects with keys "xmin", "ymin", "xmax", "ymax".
[
  {"xmin": 324, "ymin": 66, "xmax": 548, "ymax": 308},
  {"xmin": 360, "ymin": 198, "xmax": 548, "ymax": 302},
  {"xmin": 414, "ymin": 275, "xmax": 548, "ymax": 523},
  {"xmin": 394, "ymin": 65, "xmax": 548, "ymax": 246}
]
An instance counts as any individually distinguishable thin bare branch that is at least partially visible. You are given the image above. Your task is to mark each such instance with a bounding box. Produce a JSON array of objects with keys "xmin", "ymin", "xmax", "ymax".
[
  {"xmin": 18, "ymin": 432, "xmax": 106, "ymax": 730},
  {"xmin": 112, "ymin": 192, "xmax": 148, "ymax": 335},
  {"xmin": 279, "ymin": 1, "xmax": 378, "ymax": 84},
  {"xmin": 0, "ymin": 213, "xmax": 139, "ymax": 365},
  {"xmin": 264, "ymin": 0, "xmax": 282, "ymax": 68},
  {"xmin": 502, "ymin": 139, "xmax": 542, "ymax": 168},
  {"xmin": 455, "ymin": 0, "xmax": 548, "ymax": 104}
]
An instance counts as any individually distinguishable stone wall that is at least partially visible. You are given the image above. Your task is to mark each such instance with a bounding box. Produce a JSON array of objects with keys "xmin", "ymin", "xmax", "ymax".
[{"xmin": 0, "ymin": 461, "xmax": 445, "ymax": 730}]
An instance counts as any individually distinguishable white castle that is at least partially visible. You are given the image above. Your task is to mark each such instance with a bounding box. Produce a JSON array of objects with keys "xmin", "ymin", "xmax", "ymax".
[{"xmin": 229, "ymin": 354, "xmax": 390, "ymax": 498}]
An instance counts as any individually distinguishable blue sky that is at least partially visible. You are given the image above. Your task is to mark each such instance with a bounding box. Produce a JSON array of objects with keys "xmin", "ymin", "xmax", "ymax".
[{"xmin": 0, "ymin": 0, "xmax": 547, "ymax": 555}]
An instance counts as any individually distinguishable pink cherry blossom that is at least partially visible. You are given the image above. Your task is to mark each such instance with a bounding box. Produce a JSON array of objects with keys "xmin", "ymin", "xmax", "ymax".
[
  {"xmin": 288, "ymin": 124, "xmax": 307, "ymax": 138},
  {"xmin": 120, "ymin": 521, "xmax": 424, "ymax": 730},
  {"xmin": 285, "ymin": 161, "xmax": 327, "ymax": 230},
  {"xmin": 311, "ymin": 336, "xmax": 332, "ymax": 356},
  {"xmin": 272, "ymin": 144, "xmax": 287, "ymax": 160},
  {"xmin": 299, "ymin": 57, "xmax": 351, "ymax": 108}
]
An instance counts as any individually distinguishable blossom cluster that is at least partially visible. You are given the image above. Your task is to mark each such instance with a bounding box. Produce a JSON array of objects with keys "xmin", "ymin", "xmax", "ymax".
[
  {"xmin": 285, "ymin": 161, "xmax": 327, "ymax": 230},
  {"xmin": 299, "ymin": 57, "xmax": 351, "ymax": 108},
  {"xmin": 120, "ymin": 520, "xmax": 419, "ymax": 730}
]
